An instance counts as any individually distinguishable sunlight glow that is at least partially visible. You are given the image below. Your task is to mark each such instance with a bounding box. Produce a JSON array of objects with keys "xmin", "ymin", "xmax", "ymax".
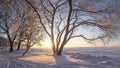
[
  {"xmin": 44, "ymin": 38, "xmax": 52, "ymax": 48},
  {"xmin": 42, "ymin": 37, "xmax": 120, "ymax": 48}
]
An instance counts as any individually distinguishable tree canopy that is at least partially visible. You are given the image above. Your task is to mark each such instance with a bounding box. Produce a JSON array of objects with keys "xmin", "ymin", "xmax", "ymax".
[{"xmin": 0, "ymin": 0, "xmax": 120, "ymax": 55}]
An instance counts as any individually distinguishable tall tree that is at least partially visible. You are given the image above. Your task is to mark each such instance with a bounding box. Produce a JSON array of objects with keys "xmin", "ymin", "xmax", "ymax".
[
  {"xmin": 0, "ymin": 0, "xmax": 21, "ymax": 52},
  {"xmin": 25, "ymin": 0, "xmax": 119, "ymax": 55}
]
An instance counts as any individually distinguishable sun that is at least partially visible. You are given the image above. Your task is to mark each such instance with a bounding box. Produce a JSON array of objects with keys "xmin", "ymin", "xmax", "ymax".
[
  {"xmin": 43, "ymin": 38, "xmax": 52, "ymax": 48},
  {"xmin": 33, "ymin": 38, "xmax": 52, "ymax": 49}
]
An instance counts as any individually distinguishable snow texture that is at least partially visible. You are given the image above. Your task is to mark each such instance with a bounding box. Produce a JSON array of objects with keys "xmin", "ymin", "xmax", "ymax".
[{"xmin": 0, "ymin": 47, "xmax": 120, "ymax": 68}]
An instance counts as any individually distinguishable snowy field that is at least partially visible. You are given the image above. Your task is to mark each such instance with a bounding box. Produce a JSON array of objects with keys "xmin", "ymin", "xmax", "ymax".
[
  {"xmin": 0, "ymin": 47, "xmax": 120, "ymax": 68},
  {"xmin": 65, "ymin": 47, "xmax": 120, "ymax": 68}
]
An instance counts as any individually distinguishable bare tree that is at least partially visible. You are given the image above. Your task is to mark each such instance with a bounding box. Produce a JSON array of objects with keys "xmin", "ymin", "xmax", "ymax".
[
  {"xmin": 22, "ymin": 20, "xmax": 44, "ymax": 56},
  {"xmin": 15, "ymin": 0, "xmax": 31, "ymax": 50},
  {"xmin": 0, "ymin": 0, "xmax": 22, "ymax": 52},
  {"xmin": 24, "ymin": 0, "xmax": 119, "ymax": 55}
]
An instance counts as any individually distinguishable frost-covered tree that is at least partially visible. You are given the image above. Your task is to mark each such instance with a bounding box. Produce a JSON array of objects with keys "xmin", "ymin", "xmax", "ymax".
[
  {"xmin": 25, "ymin": 0, "xmax": 120, "ymax": 55},
  {"xmin": 0, "ymin": 0, "xmax": 21, "ymax": 52}
]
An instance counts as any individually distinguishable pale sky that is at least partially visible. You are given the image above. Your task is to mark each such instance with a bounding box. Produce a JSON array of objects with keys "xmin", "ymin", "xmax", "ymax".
[{"xmin": 43, "ymin": 36, "xmax": 120, "ymax": 48}]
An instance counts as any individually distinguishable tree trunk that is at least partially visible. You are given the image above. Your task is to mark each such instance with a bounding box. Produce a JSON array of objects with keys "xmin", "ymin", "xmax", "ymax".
[
  {"xmin": 17, "ymin": 40, "xmax": 21, "ymax": 50},
  {"xmin": 22, "ymin": 47, "xmax": 30, "ymax": 56},
  {"xmin": 57, "ymin": 45, "xmax": 64, "ymax": 55},
  {"xmin": 56, "ymin": 45, "xmax": 59, "ymax": 53},
  {"xmin": 52, "ymin": 44, "xmax": 56, "ymax": 54},
  {"xmin": 9, "ymin": 42, "xmax": 13, "ymax": 52},
  {"xmin": 51, "ymin": 39, "xmax": 56, "ymax": 54}
]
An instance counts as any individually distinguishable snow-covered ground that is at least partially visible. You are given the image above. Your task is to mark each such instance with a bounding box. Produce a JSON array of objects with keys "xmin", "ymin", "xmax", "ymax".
[
  {"xmin": 65, "ymin": 47, "xmax": 120, "ymax": 68},
  {"xmin": 0, "ymin": 47, "xmax": 120, "ymax": 68}
]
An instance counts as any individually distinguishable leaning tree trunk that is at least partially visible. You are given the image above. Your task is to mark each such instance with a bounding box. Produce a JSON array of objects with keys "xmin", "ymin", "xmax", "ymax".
[
  {"xmin": 17, "ymin": 40, "xmax": 22, "ymax": 50},
  {"xmin": 22, "ymin": 47, "xmax": 30, "ymax": 56},
  {"xmin": 22, "ymin": 46, "xmax": 30, "ymax": 56},
  {"xmin": 9, "ymin": 42, "xmax": 13, "ymax": 52},
  {"xmin": 22, "ymin": 43, "xmax": 31, "ymax": 56}
]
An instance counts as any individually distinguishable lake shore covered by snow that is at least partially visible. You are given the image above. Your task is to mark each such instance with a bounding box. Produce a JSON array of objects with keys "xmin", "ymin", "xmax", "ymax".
[{"xmin": 0, "ymin": 47, "xmax": 120, "ymax": 68}]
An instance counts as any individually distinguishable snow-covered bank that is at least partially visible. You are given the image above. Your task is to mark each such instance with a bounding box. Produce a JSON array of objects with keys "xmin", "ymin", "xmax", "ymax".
[{"xmin": 0, "ymin": 47, "xmax": 120, "ymax": 68}]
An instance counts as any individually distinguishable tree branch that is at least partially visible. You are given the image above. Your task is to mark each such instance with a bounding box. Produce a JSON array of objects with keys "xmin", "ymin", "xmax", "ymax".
[
  {"xmin": 25, "ymin": 0, "xmax": 51, "ymax": 37},
  {"xmin": 70, "ymin": 34, "xmax": 106, "ymax": 42}
]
